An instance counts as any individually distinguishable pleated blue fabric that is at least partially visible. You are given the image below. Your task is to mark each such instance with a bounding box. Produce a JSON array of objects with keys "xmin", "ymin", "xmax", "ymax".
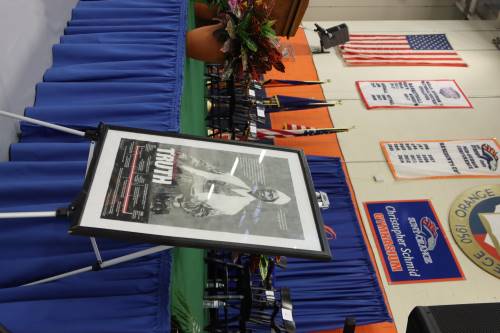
[
  {"xmin": 1, "ymin": 149, "xmax": 174, "ymax": 333},
  {"xmin": 0, "ymin": 0, "xmax": 187, "ymax": 331},
  {"xmin": 20, "ymin": 0, "xmax": 186, "ymax": 142},
  {"xmin": 276, "ymin": 156, "xmax": 392, "ymax": 332}
]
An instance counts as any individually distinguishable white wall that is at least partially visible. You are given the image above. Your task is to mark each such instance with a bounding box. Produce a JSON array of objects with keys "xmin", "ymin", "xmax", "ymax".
[
  {"xmin": 0, "ymin": 0, "xmax": 78, "ymax": 161},
  {"xmin": 305, "ymin": 0, "xmax": 464, "ymax": 21},
  {"xmin": 304, "ymin": 19, "xmax": 500, "ymax": 332}
]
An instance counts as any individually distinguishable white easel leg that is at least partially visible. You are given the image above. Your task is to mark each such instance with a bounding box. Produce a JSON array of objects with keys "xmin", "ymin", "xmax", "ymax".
[
  {"xmin": 0, "ymin": 212, "xmax": 58, "ymax": 219},
  {"xmin": 0, "ymin": 111, "xmax": 173, "ymax": 286},
  {"xmin": 0, "ymin": 110, "xmax": 86, "ymax": 138},
  {"xmin": 23, "ymin": 245, "xmax": 172, "ymax": 286}
]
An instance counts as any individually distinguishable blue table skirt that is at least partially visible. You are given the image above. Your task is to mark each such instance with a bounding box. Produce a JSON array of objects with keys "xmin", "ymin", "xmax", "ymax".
[
  {"xmin": 0, "ymin": 0, "xmax": 187, "ymax": 332},
  {"xmin": 276, "ymin": 156, "xmax": 392, "ymax": 331}
]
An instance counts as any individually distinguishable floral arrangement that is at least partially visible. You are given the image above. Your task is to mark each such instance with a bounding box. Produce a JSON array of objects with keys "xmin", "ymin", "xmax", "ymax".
[{"xmin": 208, "ymin": 0, "xmax": 285, "ymax": 80}]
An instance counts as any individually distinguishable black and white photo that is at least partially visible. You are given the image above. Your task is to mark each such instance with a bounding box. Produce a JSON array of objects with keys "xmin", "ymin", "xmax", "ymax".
[{"xmin": 71, "ymin": 126, "xmax": 331, "ymax": 260}]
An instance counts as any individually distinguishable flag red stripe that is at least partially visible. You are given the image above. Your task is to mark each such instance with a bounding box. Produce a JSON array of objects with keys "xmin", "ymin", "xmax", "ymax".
[
  {"xmin": 344, "ymin": 57, "xmax": 463, "ymax": 61},
  {"xmin": 349, "ymin": 34, "xmax": 404, "ymax": 37},
  {"xmin": 284, "ymin": 123, "xmax": 312, "ymax": 130},
  {"xmin": 349, "ymin": 37, "xmax": 406, "ymax": 40},
  {"xmin": 257, "ymin": 129, "xmax": 294, "ymax": 137},
  {"xmin": 342, "ymin": 51, "xmax": 458, "ymax": 56},
  {"xmin": 341, "ymin": 46, "xmax": 412, "ymax": 50},
  {"xmin": 347, "ymin": 42, "xmax": 409, "ymax": 45},
  {"xmin": 341, "ymin": 48, "xmax": 458, "ymax": 54},
  {"xmin": 122, "ymin": 145, "xmax": 140, "ymax": 213},
  {"xmin": 348, "ymin": 39, "xmax": 407, "ymax": 42},
  {"xmin": 349, "ymin": 36, "xmax": 406, "ymax": 39},
  {"xmin": 348, "ymin": 38, "xmax": 408, "ymax": 41},
  {"xmin": 346, "ymin": 62, "xmax": 468, "ymax": 67}
]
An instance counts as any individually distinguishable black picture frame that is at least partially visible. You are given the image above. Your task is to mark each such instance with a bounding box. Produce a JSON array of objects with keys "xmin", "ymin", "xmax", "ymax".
[{"xmin": 70, "ymin": 125, "xmax": 331, "ymax": 260}]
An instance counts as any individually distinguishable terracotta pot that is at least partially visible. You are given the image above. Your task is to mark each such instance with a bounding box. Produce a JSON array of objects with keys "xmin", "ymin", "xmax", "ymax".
[
  {"xmin": 194, "ymin": 2, "xmax": 218, "ymax": 21},
  {"xmin": 186, "ymin": 23, "xmax": 225, "ymax": 64}
]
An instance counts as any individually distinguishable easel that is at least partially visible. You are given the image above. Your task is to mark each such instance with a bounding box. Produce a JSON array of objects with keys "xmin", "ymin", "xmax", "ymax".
[{"xmin": 0, "ymin": 110, "xmax": 171, "ymax": 286}]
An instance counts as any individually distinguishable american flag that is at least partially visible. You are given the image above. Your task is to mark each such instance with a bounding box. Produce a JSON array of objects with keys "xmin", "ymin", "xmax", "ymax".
[
  {"xmin": 257, "ymin": 123, "xmax": 313, "ymax": 139},
  {"xmin": 340, "ymin": 34, "xmax": 467, "ymax": 67},
  {"xmin": 256, "ymin": 124, "xmax": 349, "ymax": 140},
  {"xmin": 283, "ymin": 123, "xmax": 311, "ymax": 130}
]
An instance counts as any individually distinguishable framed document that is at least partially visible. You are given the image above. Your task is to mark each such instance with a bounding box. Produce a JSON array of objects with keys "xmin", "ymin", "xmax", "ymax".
[{"xmin": 70, "ymin": 125, "xmax": 331, "ymax": 260}]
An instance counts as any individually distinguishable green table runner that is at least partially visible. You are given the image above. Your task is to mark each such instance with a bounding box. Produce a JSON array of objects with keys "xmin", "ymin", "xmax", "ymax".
[{"xmin": 171, "ymin": 1, "xmax": 207, "ymax": 332}]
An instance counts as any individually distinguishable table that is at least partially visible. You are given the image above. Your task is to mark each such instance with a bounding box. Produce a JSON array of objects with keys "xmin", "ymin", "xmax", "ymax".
[{"xmin": 303, "ymin": 20, "xmax": 500, "ymax": 333}]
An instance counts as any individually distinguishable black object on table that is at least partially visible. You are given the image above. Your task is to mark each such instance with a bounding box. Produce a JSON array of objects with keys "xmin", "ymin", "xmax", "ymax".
[
  {"xmin": 343, "ymin": 317, "xmax": 356, "ymax": 333},
  {"xmin": 313, "ymin": 23, "xmax": 349, "ymax": 54},
  {"xmin": 204, "ymin": 252, "xmax": 296, "ymax": 332},
  {"xmin": 0, "ymin": 324, "xmax": 11, "ymax": 333},
  {"xmin": 407, "ymin": 303, "xmax": 500, "ymax": 333}
]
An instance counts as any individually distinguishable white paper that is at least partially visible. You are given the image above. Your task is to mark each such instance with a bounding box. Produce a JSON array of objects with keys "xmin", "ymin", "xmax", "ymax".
[
  {"xmin": 249, "ymin": 124, "xmax": 257, "ymax": 135},
  {"xmin": 265, "ymin": 290, "xmax": 275, "ymax": 301},
  {"xmin": 257, "ymin": 105, "xmax": 265, "ymax": 118},
  {"xmin": 382, "ymin": 139, "xmax": 500, "ymax": 179},
  {"xmin": 358, "ymin": 80, "xmax": 472, "ymax": 109},
  {"xmin": 282, "ymin": 308, "xmax": 293, "ymax": 322}
]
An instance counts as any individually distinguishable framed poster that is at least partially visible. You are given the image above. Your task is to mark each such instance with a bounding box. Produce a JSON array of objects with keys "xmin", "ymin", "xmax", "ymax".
[
  {"xmin": 356, "ymin": 80, "xmax": 473, "ymax": 109},
  {"xmin": 381, "ymin": 139, "xmax": 500, "ymax": 180},
  {"xmin": 70, "ymin": 125, "xmax": 331, "ymax": 260}
]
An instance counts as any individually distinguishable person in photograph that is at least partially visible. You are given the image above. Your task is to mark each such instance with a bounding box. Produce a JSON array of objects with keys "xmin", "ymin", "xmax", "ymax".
[{"xmin": 173, "ymin": 153, "xmax": 291, "ymax": 217}]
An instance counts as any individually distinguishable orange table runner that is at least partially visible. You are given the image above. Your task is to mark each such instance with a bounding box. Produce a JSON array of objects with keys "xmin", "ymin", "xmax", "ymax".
[{"xmin": 265, "ymin": 29, "xmax": 397, "ymax": 333}]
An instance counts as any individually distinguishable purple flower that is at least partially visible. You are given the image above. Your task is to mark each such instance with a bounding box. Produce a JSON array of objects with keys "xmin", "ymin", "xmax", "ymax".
[{"xmin": 228, "ymin": 0, "xmax": 242, "ymax": 12}]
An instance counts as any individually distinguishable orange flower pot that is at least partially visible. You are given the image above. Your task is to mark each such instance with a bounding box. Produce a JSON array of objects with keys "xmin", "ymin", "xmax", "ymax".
[
  {"xmin": 186, "ymin": 23, "xmax": 225, "ymax": 64},
  {"xmin": 194, "ymin": 2, "xmax": 218, "ymax": 21}
]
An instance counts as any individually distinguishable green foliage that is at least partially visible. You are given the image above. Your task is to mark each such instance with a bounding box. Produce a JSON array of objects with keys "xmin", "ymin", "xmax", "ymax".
[
  {"xmin": 261, "ymin": 20, "xmax": 276, "ymax": 38},
  {"xmin": 259, "ymin": 255, "xmax": 270, "ymax": 282}
]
